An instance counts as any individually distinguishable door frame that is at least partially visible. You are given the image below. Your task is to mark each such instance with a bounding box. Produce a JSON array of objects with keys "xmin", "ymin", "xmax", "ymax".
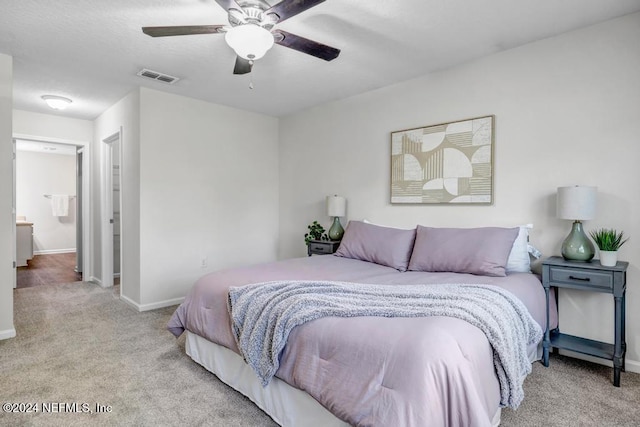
[
  {"xmin": 76, "ymin": 146, "xmax": 84, "ymax": 274},
  {"xmin": 12, "ymin": 133, "xmax": 91, "ymax": 281},
  {"xmin": 100, "ymin": 130, "xmax": 122, "ymax": 291},
  {"xmin": 11, "ymin": 139, "xmax": 16, "ymax": 289}
]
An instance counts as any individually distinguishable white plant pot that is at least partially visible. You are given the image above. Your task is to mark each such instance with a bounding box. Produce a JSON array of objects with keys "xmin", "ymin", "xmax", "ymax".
[{"xmin": 599, "ymin": 251, "xmax": 618, "ymax": 267}]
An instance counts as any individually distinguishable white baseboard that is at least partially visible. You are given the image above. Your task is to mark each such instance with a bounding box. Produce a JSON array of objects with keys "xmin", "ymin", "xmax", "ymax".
[
  {"xmin": 90, "ymin": 280, "xmax": 182, "ymax": 311},
  {"xmin": 120, "ymin": 294, "xmax": 184, "ymax": 312},
  {"xmin": 34, "ymin": 248, "xmax": 76, "ymax": 255},
  {"xmin": 120, "ymin": 294, "xmax": 139, "ymax": 311},
  {"xmin": 0, "ymin": 329, "xmax": 16, "ymax": 340},
  {"xmin": 558, "ymin": 349, "xmax": 640, "ymax": 374},
  {"xmin": 626, "ymin": 358, "xmax": 640, "ymax": 374}
]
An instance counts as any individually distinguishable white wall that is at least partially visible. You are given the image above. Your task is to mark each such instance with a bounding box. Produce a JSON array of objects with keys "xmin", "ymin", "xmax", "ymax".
[
  {"xmin": 279, "ymin": 14, "xmax": 640, "ymax": 366},
  {"xmin": 138, "ymin": 88, "xmax": 280, "ymax": 308},
  {"xmin": 0, "ymin": 53, "xmax": 14, "ymax": 339},
  {"xmin": 13, "ymin": 110, "xmax": 93, "ymax": 143},
  {"xmin": 92, "ymin": 88, "xmax": 280, "ymax": 310},
  {"xmin": 16, "ymin": 150, "xmax": 76, "ymax": 253}
]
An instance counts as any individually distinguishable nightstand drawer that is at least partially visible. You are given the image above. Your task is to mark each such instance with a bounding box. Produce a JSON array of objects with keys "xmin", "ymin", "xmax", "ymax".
[
  {"xmin": 309, "ymin": 242, "xmax": 332, "ymax": 254},
  {"xmin": 309, "ymin": 241, "xmax": 339, "ymax": 254},
  {"xmin": 307, "ymin": 240, "xmax": 340, "ymax": 256},
  {"xmin": 549, "ymin": 266, "xmax": 613, "ymax": 291}
]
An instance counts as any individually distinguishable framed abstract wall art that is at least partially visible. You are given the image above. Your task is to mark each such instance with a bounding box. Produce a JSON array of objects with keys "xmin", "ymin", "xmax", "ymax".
[{"xmin": 391, "ymin": 115, "xmax": 494, "ymax": 204}]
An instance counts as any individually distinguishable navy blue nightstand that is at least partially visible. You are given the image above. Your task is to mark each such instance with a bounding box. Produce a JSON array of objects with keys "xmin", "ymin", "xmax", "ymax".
[{"xmin": 542, "ymin": 256, "xmax": 628, "ymax": 386}]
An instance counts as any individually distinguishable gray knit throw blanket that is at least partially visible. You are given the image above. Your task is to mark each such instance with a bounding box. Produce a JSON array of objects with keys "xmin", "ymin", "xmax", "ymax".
[{"xmin": 227, "ymin": 281, "xmax": 542, "ymax": 408}]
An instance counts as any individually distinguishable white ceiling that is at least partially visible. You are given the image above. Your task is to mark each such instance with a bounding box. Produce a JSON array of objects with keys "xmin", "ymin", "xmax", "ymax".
[{"xmin": 1, "ymin": 0, "xmax": 639, "ymax": 120}]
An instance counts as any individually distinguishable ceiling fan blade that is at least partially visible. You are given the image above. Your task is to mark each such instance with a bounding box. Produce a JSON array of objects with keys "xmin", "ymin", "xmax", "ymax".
[
  {"xmin": 266, "ymin": 0, "xmax": 326, "ymax": 23},
  {"xmin": 233, "ymin": 56, "xmax": 253, "ymax": 75},
  {"xmin": 142, "ymin": 25, "xmax": 225, "ymax": 37},
  {"xmin": 273, "ymin": 30, "xmax": 340, "ymax": 61},
  {"xmin": 213, "ymin": 0, "xmax": 242, "ymax": 11}
]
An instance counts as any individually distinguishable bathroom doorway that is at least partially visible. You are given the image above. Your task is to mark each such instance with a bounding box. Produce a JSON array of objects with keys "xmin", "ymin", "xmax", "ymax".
[{"xmin": 13, "ymin": 137, "xmax": 89, "ymax": 287}]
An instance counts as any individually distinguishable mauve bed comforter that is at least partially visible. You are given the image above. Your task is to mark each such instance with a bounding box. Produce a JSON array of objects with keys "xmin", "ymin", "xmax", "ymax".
[{"xmin": 168, "ymin": 255, "xmax": 557, "ymax": 427}]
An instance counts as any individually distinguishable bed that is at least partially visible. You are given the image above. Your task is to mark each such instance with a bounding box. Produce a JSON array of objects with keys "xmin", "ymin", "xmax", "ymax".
[{"xmin": 168, "ymin": 222, "xmax": 557, "ymax": 426}]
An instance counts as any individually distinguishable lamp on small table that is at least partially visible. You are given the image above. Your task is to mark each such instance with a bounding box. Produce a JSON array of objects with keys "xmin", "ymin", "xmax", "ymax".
[
  {"xmin": 556, "ymin": 185, "xmax": 597, "ymax": 262},
  {"xmin": 326, "ymin": 195, "xmax": 346, "ymax": 241}
]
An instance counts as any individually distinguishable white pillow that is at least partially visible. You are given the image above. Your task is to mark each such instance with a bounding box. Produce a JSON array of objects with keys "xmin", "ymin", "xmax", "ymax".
[{"xmin": 506, "ymin": 224, "xmax": 536, "ymax": 273}]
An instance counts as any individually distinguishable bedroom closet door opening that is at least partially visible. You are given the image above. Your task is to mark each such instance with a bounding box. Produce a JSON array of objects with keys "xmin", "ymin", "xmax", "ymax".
[
  {"xmin": 75, "ymin": 147, "xmax": 83, "ymax": 274},
  {"xmin": 112, "ymin": 144, "xmax": 120, "ymax": 284},
  {"xmin": 101, "ymin": 131, "xmax": 122, "ymax": 293},
  {"xmin": 11, "ymin": 139, "xmax": 16, "ymax": 289}
]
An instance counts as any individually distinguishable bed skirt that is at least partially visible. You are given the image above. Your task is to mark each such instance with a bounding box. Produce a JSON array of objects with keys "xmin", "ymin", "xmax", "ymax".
[{"xmin": 185, "ymin": 331, "xmax": 504, "ymax": 426}]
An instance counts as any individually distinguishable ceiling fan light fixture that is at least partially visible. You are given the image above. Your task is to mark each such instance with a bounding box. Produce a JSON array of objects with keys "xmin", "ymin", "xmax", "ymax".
[
  {"xmin": 41, "ymin": 95, "xmax": 72, "ymax": 110},
  {"xmin": 225, "ymin": 24, "xmax": 274, "ymax": 60}
]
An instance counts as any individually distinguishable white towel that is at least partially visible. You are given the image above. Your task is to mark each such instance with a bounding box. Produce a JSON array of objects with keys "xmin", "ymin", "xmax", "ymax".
[{"xmin": 51, "ymin": 195, "xmax": 69, "ymax": 217}]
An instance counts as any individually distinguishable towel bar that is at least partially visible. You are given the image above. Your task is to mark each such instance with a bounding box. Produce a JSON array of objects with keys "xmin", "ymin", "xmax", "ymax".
[{"xmin": 43, "ymin": 194, "xmax": 76, "ymax": 199}]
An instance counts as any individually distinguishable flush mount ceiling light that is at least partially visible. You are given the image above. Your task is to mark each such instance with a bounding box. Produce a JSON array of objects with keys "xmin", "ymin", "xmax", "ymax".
[
  {"xmin": 224, "ymin": 24, "xmax": 274, "ymax": 60},
  {"xmin": 41, "ymin": 95, "xmax": 72, "ymax": 110}
]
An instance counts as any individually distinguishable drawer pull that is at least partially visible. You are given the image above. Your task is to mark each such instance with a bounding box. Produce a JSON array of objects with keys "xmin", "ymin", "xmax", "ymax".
[{"xmin": 569, "ymin": 275, "xmax": 591, "ymax": 282}]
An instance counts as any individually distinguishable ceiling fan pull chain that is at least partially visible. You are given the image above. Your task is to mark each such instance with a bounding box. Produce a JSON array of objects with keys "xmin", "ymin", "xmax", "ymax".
[{"xmin": 249, "ymin": 62, "xmax": 255, "ymax": 89}]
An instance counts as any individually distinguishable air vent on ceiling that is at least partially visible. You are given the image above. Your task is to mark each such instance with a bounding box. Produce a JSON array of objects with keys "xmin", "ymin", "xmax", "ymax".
[{"xmin": 136, "ymin": 68, "xmax": 180, "ymax": 85}]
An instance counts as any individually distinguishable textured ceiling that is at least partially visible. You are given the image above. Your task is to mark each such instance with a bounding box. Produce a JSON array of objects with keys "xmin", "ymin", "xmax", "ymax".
[{"xmin": 1, "ymin": 0, "xmax": 639, "ymax": 120}]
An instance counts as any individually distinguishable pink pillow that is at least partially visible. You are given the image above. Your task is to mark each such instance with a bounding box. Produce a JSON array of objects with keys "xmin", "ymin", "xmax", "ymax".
[
  {"xmin": 335, "ymin": 221, "xmax": 416, "ymax": 271},
  {"xmin": 408, "ymin": 226, "xmax": 519, "ymax": 277}
]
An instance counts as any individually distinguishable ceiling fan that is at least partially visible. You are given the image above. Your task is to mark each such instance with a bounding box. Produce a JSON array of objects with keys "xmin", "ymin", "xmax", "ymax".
[{"xmin": 142, "ymin": 0, "xmax": 340, "ymax": 75}]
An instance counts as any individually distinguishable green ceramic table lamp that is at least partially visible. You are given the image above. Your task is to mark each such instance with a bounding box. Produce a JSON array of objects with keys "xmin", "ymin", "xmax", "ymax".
[
  {"xmin": 557, "ymin": 185, "xmax": 597, "ymax": 262},
  {"xmin": 327, "ymin": 195, "xmax": 346, "ymax": 241}
]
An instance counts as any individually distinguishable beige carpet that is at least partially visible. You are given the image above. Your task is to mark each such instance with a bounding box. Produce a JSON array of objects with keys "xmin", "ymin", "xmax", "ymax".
[
  {"xmin": 1, "ymin": 282, "xmax": 276, "ymax": 426},
  {"xmin": 2, "ymin": 281, "xmax": 639, "ymax": 426},
  {"xmin": 501, "ymin": 352, "xmax": 640, "ymax": 426}
]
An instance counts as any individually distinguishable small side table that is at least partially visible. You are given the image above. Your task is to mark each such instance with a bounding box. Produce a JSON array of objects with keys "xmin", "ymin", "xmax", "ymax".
[
  {"xmin": 307, "ymin": 240, "xmax": 340, "ymax": 256},
  {"xmin": 541, "ymin": 256, "xmax": 628, "ymax": 386}
]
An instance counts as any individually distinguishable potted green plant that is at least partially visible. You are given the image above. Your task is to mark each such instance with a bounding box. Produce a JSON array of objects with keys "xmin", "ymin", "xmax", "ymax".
[
  {"xmin": 589, "ymin": 228, "xmax": 629, "ymax": 267},
  {"xmin": 305, "ymin": 221, "xmax": 328, "ymax": 245}
]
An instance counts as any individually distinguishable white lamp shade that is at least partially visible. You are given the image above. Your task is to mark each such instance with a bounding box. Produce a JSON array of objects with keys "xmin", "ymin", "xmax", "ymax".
[
  {"xmin": 327, "ymin": 195, "xmax": 346, "ymax": 217},
  {"xmin": 225, "ymin": 24, "xmax": 274, "ymax": 60},
  {"xmin": 556, "ymin": 186, "xmax": 597, "ymax": 220}
]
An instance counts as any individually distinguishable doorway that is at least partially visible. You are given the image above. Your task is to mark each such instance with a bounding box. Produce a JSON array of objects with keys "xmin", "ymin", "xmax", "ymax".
[
  {"xmin": 76, "ymin": 147, "xmax": 84, "ymax": 274},
  {"xmin": 101, "ymin": 131, "xmax": 122, "ymax": 292},
  {"xmin": 13, "ymin": 136, "xmax": 90, "ymax": 287}
]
